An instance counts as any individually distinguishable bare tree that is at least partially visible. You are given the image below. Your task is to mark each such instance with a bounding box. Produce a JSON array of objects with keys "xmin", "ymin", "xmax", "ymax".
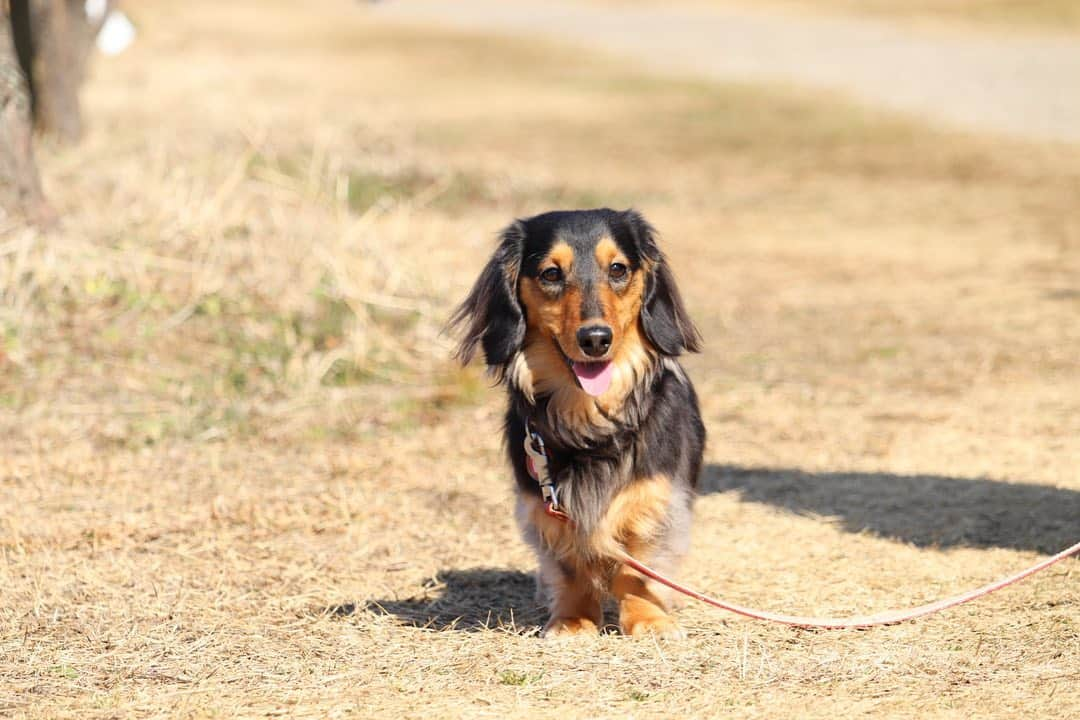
[
  {"xmin": 16, "ymin": 0, "xmax": 115, "ymax": 142},
  {"xmin": 0, "ymin": 1, "xmax": 50, "ymax": 224},
  {"xmin": 0, "ymin": 0, "xmax": 115, "ymax": 223}
]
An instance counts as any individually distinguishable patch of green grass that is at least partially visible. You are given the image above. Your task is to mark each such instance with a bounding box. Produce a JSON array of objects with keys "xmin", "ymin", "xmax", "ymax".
[
  {"xmin": 346, "ymin": 168, "xmax": 439, "ymax": 213},
  {"xmin": 498, "ymin": 669, "xmax": 543, "ymax": 686},
  {"xmin": 2, "ymin": 323, "xmax": 18, "ymax": 353},
  {"xmin": 49, "ymin": 665, "xmax": 79, "ymax": 680},
  {"xmin": 858, "ymin": 345, "xmax": 902, "ymax": 362},
  {"xmin": 131, "ymin": 416, "xmax": 176, "ymax": 446},
  {"xmin": 194, "ymin": 280, "xmax": 359, "ymax": 396},
  {"xmin": 195, "ymin": 294, "xmax": 225, "ymax": 318},
  {"xmin": 84, "ymin": 274, "xmax": 167, "ymax": 312},
  {"xmin": 349, "ymin": 166, "xmax": 628, "ymax": 215},
  {"xmin": 321, "ymin": 358, "xmax": 375, "ymax": 387},
  {"xmin": 252, "ymin": 145, "xmax": 634, "ymax": 217}
]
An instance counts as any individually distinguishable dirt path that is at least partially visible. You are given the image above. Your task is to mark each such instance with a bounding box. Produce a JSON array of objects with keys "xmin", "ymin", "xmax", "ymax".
[{"xmin": 374, "ymin": 0, "xmax": 1080, "ymax": 144}]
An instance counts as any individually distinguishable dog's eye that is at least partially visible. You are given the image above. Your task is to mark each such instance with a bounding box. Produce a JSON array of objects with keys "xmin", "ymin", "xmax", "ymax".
[
  {"xmin": 609, "ymin": 262, "xmax": 628, "ymax": 280},
  {"xmin": 540, "ymin": 267, "xmax": 563, "ymax": 283}
]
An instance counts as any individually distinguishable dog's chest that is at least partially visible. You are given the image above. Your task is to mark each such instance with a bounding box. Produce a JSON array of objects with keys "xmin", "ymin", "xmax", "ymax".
[{"xmin": 519, "ymin": 472, "xmax": 672, "ymax": 564}]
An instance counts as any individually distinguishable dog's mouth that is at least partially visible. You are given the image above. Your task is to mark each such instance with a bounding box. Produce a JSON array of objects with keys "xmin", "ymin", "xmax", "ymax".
[
  {"xmin": 570, "ymin": 360, "xmax": 614, "ymax": 397},
  {"xmin": 552, "ymin": 339, "xmax": 615, "ymax": 397}
]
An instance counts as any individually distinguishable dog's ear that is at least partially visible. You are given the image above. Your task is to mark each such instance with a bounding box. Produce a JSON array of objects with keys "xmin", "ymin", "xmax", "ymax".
[
  {"xmin": 642, "ymin": 261, "xmax": 702, "ymax": 355},
  {"xmin": 449, "ymin": 221, "xmax": 527, "ymax": 371},
  {"xmin": 624, "ymin": 210, "xmax": 702, "ymax": 356}
]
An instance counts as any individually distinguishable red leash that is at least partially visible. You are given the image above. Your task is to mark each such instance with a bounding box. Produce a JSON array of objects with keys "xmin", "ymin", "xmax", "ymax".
[{"xmin": 523, "ymin": 430, "xmax": 1079, "ymax": 628}]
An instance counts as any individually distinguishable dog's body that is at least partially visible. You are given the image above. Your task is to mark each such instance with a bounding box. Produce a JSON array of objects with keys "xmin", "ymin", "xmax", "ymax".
[{"xmin": 452, "ymin": 209, "xmax": 704, "ymax": 638}]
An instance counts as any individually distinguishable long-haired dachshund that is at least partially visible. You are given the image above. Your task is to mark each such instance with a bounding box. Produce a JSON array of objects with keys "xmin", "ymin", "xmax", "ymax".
[{"xmin": 451, "ymin": 208, "xmax": 704, "ymax": 639}]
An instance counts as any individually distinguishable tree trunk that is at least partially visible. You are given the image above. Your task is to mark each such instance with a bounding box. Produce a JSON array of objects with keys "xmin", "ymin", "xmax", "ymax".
[
  {"xmin": 14, "ymin": 0, "xmax": 112, "ymax": 143},
  {"xmin": 0, "ymin": 0, "xmax": 112, "ymax": 222},
  {"xmin": 0, "ymin": 2, "xmax": 52, "ymax": 224}
]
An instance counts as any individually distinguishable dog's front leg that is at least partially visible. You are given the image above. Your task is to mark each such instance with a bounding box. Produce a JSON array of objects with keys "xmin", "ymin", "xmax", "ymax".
[
  {"xmin": 537, "ymin": 552, "xmax": 602, "ymax": 638},
  {"xmin": 611, "ymin": 564, "xmax": 685, "ymax": 640}
]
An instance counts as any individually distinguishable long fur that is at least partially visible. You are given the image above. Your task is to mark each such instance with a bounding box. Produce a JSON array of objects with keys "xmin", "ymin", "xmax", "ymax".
[{"xmin": 451, "ymin": 208, "xmax": 705, "ymax": 638}]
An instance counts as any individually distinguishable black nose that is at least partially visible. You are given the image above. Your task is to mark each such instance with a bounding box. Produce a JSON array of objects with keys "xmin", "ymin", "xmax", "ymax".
[{"xmin": 576, "ymin": 325, "xmax": 613, "ymax": 358}]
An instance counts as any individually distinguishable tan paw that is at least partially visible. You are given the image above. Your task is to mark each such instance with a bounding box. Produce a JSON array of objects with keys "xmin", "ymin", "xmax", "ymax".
[
  {"xmin": 542, "ymin": 616, "xmax": 600, "ymax": 639},
  {"xmin": 622, "ymin": 614, "xmax": 686, "ymax": 640}
]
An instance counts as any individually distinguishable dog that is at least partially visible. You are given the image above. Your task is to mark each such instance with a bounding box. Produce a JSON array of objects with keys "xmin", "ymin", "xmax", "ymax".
[{"xmin": 451, "ymin": 208, "xmax": 704, "ymax": 638}]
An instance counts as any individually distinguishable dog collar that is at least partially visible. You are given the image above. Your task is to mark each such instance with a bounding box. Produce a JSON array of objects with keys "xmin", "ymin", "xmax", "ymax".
[{"xmin": 523, "ymin": 423, "xmax": 571, "ymax": 522}]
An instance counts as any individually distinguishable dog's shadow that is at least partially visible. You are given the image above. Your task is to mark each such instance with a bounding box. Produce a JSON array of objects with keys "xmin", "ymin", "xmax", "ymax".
[
  {"xmin": 701, "ymin": 464, "xmax": 1080, "ymax": 554},
  {"xmin": 342, "ymin": 466, "xmax": 1077, "ymax": 633},
  {"xmin": 345, "ymin": 568, "xmax": 546, "ymax": 633}
]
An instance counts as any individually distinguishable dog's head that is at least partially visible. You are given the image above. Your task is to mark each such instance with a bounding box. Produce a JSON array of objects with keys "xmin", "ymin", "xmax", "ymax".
[{"xmin": 451, "ymin": 208, "xmax": 700, "ymax": 401}]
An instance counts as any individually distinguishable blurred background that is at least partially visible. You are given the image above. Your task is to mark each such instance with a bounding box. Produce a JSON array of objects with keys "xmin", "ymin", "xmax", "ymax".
[{"xmin": 1, "ymin": 1, "xmax": 1077, "ymax": 717}]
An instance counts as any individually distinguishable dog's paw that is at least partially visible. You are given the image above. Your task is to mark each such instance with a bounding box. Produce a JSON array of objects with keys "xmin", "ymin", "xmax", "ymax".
[
  {"xmin": 622, "ymin": 615, "xmax": 686, "ymax": 640},
  {"xmin": 541, "ymin": 617, "xmax": 600, "ymax": 639}
]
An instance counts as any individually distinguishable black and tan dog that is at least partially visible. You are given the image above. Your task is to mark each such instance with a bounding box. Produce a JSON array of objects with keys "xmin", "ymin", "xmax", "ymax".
[{"xmin": 451, "ymin": 209, "xmax": 704, "ymax": 639}]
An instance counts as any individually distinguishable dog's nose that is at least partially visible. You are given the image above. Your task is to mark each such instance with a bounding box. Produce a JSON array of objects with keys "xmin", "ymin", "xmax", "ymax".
[{"xmin": 576, "ymin": 325, "xmax": 613, "ymax": 358}]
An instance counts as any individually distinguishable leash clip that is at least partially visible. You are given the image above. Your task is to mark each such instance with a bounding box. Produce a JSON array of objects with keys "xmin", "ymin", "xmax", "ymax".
[{"xmin": 524, "ymin": 426, "xmax": 566, "ymax": 519}]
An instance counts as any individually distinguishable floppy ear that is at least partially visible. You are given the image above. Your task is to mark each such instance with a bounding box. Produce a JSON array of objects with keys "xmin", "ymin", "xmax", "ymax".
[
  {"xmin": 642, "ymin": 261, "xmax": 702, "ymax": 355},
  {"xmin": 448, "ymin": 221, "xmax": 527, "ymax": 372},
  {"xmin": 624, "ymin": 210, "xmax": 702, "ymax": 356}
]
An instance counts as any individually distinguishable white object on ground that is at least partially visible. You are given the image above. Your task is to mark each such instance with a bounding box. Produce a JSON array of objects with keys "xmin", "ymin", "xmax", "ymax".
[
  {"xmin": 97, "ymin": 11, "xmax": 137, "ymax": 56},
  {"xmin": 85, "ymin": 0, "xmax": 108, "ymax": 23}
]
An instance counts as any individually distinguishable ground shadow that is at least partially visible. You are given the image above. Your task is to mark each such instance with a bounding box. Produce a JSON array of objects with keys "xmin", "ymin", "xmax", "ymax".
[
  {"xmin": 701, "ymin": 464, "xmax": 1080, "ymax": 554},
  {"xmin": 347, "ymin": 568, "xmax": 547, "ymax": 633},
  {"xmin": 339, "ymin": 469, "xmax": 1076, "ymax": 632}
]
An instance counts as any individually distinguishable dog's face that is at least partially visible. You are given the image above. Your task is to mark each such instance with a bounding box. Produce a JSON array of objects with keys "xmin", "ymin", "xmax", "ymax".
[
  {"xmin": 516, "ymin": 213, "xmax": 652, "ymax": 398},
  {"xmin": 452, "ymin": 209, "xmax": 700, "ymax": 402}
]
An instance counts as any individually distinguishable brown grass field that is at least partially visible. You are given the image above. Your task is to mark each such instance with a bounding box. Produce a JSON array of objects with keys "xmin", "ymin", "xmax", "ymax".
[{"xmin": 1, "ymin": 0, "xmax": 1078, "ymax": 717}]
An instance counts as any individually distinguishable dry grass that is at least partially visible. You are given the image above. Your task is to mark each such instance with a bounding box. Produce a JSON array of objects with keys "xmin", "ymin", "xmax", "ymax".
[{"xmin": 2, "ymin": 0, "xmax": 1079, "ymax": 717}]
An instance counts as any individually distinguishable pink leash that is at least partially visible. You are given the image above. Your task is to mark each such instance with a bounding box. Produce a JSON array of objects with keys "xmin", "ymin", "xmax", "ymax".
[
  {"xmin": 524, "ymin": 430, "xmax": 1079, "ymax": 629},
  {"xmin": 617, "ymin": 540, "xmax": 1080, "ymax": 629}
]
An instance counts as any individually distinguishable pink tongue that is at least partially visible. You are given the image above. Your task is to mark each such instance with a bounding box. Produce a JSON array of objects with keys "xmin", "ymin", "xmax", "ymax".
[{"xmin": 572, "ymin": 361, "xmax": 614, "ymax": 397}]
